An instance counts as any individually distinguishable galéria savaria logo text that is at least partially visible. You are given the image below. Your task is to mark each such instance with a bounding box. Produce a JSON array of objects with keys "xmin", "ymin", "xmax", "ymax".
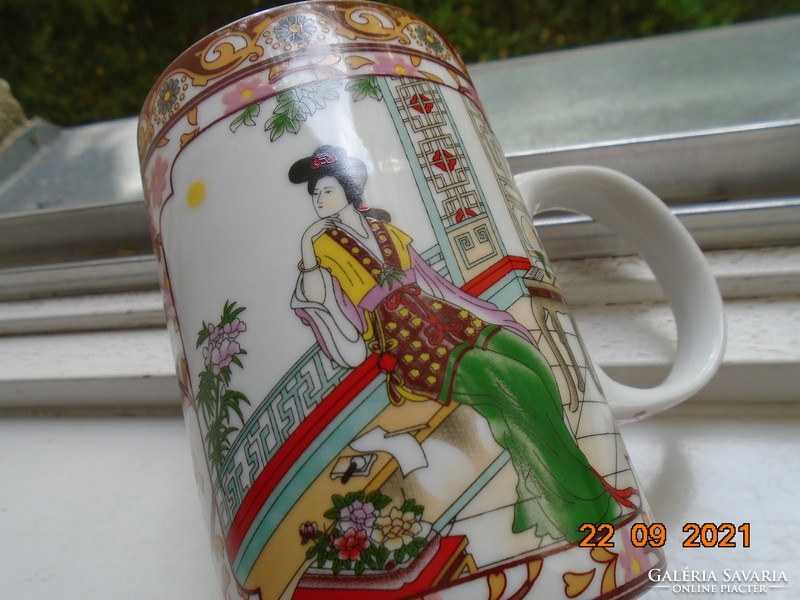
[{"xmin": 649, "ymin": 569, "xmax": 789, "ymax": 594}]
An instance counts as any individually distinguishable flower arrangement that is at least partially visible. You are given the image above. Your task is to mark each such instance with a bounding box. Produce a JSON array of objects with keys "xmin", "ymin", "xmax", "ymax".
[
  {"xmin": 195, "ymin": 301, "xmax": 250, "ymax": 474},
  {"xmin": 300, "ymin": 490, "xmax": 430, "ymax": 576}
]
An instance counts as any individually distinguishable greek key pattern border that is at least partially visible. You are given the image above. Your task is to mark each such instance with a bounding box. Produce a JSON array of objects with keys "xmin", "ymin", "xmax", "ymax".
[{"xmin": 213, "ymin": 346, "xmax": 349, "ymax": 530}]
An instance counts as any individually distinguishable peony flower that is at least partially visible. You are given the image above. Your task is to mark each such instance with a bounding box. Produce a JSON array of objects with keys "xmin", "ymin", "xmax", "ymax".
[
  {"xmin": 371, "ymin": 507, "xmax": 422, "ymax": 551},
  {"xmin": 334, "ymin": 528, "xmax": 370, "ymax": 561},
  {"xmin": 339, "ymin": 501, "xmax": 378, "ymax": 533},
  {"xmin": 299, "ymin": 521, "xmax": 318, "ymax": 541}
]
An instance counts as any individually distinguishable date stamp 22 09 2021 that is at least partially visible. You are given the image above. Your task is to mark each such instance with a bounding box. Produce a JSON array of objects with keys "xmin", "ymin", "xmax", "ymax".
[{"xmin": 578, "ymin": 522, "xmax": 751, "ymax": 549}]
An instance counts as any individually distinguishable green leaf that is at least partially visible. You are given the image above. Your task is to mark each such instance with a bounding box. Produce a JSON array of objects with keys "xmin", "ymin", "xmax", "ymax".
[
  {"xmin": 369, "ymin": 492, "xmax": 392, "ymax": 510},
  {"xmin": 246, "ymin": 103, "xmax": 260, "ymax": 119},
  {"xmin": 305, "ymin": 81, "xmax": 341, "ymax": 109},
  {"xmin": 274, "ymin": 98, "xmax": 297, "ymax": 116},
  {"xmin": 221, "ymin": 393, "xmax": 247, "ymax": 423},
  {"xmin": 222, "ymin": 389, "xmax": 248, "ymax": 405},
  {"xmin": 285, "ymin": 116, "xmax": 301, "ymax": 133},
  {"xmin": 331, "ymin": 494, "xmax": 346, "ymax": 509},
  {"xmin": 351, "ymin": 87, "xmax": 367, "ymax": 102},
  {"xmin": 360, "ymin": 549, "xmax": 376, "ymax": 570},
  {"xmin": 332, "ymin": 558, "xmax": 342, "ymax": 575},
  {"xmin": 306, "ymin": 545, "xmax": 317, "ymax": 559},
  {"xmin": 265, "ymin": 112, "xmax": 297, "ymax": 141},
  {"xmin": 394, "ymin": 547, "xmax": 406, "ymax": 563},
  {"xmin": 346, "ymin": 76, "xmax": 383, "ymax": 103},
  {"xmin": 323, "ymin": 507, "xmax": 340, "ymax": 520},
  {"xmin": 221, "ymin": 304, "xmax": 246, "ymax": 324},
  {"xmin": 297, "ymin": 95, "xmax": 317, "ymax": 116},
  {"xmin": 354, "ymin": 560, "xmax": 365, "ymax": 576},
  {"xmin": 229, "ymin": 103, "xmax": 260, "ymax": 133},
  {"xmin": 196, "ymin": 323, "xmax": 211, "ymax": 348},
  {"xmin": 411, "ymin": 537, "xmax": 427, "ymax": 549},
  {"xmin": 376, "ymin": 545, "xmax": 389, "ymax": 568}
]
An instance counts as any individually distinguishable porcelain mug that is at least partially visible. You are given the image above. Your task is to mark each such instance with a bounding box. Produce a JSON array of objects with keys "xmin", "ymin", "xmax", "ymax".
[{"xmin": 137, "ymin": 2, "xmax": 725, "ymax": 599}]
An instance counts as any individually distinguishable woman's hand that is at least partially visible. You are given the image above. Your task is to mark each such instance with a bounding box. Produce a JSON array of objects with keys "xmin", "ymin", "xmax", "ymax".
[
  {"xmin": 302, "ymin": 217, "xmax": 340, "ymax": 244},
  {"xmin": 300, "ymin": 217, "xmax": 338, "ymax": 270}
]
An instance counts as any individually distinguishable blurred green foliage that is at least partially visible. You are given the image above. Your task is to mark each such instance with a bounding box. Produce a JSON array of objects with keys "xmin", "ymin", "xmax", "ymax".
[{"xmin": 1, "ymin": 0, "xmax": 798, "ymax": 126}]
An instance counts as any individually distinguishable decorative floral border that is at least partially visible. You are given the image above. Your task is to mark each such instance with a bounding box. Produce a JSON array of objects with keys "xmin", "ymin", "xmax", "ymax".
[{"xmin": 138, "ymin": 1, "xmax": 480, "ymax": 167}]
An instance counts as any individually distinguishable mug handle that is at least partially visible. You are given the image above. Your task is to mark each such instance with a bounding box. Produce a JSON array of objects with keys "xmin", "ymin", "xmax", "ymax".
[{"xmin": 515, "ymin": 166, "xmax": 726, "ymax": 422}]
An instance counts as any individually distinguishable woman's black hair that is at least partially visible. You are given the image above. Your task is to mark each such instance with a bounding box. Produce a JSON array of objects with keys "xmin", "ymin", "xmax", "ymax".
[
  {"xmin": 288, "ymin": 145, "xmax": 366, "ymax": 207},
  {"xmin": 289, "ymin": 145, "xmax": 390, "ymax": 221}
]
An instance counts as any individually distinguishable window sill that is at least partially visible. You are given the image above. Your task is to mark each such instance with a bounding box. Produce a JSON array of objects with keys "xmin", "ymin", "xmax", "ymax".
[{"xmin": 1, "ymin": 401, "xmax": 796, "ymax": 599}]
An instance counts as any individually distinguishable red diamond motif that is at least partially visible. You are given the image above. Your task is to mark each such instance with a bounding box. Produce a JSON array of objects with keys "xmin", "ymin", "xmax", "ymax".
[
  {"xmin": 431, "ymin": 149, "xmax": 457, "ymax": 172},
  {"xmin": 455, "ymin": 207, "xmax": 477, "ymax": 222},
  {"xmin": 409, "ymin": 93, "xmax": 434, "ymax": 114}
]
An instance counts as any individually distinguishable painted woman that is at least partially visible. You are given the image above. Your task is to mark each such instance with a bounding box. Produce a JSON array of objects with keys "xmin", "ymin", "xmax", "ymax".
[{"xmin": 289, "ymin": 145, "xmax": 629, "ymax": 543}]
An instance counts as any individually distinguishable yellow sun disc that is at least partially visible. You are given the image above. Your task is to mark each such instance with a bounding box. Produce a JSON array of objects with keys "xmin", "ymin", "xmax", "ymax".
[{"xmin": 187, "ymin": 181, "xmax": 206, "ymax": 207}]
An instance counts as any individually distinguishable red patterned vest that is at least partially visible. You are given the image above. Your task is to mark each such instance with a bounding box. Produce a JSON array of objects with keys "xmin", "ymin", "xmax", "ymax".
[{"xmin": 324, "ymin": 220, "xmax": 490, "ymax": 404}]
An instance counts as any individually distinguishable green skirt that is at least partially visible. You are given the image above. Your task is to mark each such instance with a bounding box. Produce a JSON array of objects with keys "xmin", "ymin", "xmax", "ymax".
[{"xmin": 440, "ymin": 325, "xmax": 620, "ymax": 542}]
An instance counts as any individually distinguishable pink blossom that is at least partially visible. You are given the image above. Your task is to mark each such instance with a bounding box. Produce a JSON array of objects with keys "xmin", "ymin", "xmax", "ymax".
[
  {"xmin": 370, "ymin": 52, "xmax": 420, "ymax": 79},
  {"xmin": 202, "ymin": 344, "xmax": 214, "ymax": 367},
  {"xmin": 223, "ymin": 318, "xmax": 247, "ymax": 338},
  {"xmin": 619, "ymin": 529, "xmax": 655, "ymax": 582},
  {"xmin": 206, "ymin": 323, "xmax": 223, "ymax": 343},
  {"xmin": 339, "ymin": 501, "xmax": 377, "ymax": 533},
  {"xmin": 149, "ymin": 154, "xmax": 169, "ymax": 208},
  {"xmin": 202, "ymin": 333, "xmax": 240, "ymax": 374},
  {"xmin": 210, "ymin": 339, "xmax": 240, "ymax": 374},
  {"xmin": 222, "ymin": 76, "xmax": 275, "ymax": 112}
]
